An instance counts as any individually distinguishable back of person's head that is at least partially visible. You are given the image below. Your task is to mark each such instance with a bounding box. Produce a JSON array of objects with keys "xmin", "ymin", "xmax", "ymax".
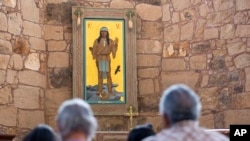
[
  {"xmin": 127, "ymin": 123, "xmax": 155, "ymax": 141},
  {"xmin": 23, "ymin": 124, "xmax": 56, "ymax": 141},
  {"xmin": 159, "ymin": 84, "xmax": 201, "ymax": 125},
  {"xmin": 56, "ymin": 98, "xmax": 98, "ymax": 141}
]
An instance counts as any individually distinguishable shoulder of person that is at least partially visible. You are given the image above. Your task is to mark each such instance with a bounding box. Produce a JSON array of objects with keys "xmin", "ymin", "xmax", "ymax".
[
  {"xmin": 201, "ymin": 127, "xmax": 229, "ymax": 140},
  {"xmin": 206, "ymin": 130, "xmax": 229, "ymax": 139},
  {"xmin": 142, "ymin": 136, "xmax": 156, "ymax": 141}
]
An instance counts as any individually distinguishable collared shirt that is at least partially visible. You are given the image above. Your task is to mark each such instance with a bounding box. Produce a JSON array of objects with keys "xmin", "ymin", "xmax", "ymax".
[{"xmin": 143, "ymin": 120, "xmax": 229, "ymax": 141}]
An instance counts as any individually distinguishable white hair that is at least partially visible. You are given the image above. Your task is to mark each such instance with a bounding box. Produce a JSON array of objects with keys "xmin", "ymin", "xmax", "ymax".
[
  {"xmin": 159, "ymin": 84, "xmax": 202, "ymax": 124},
  {"xmin": 56, "ymin": 98, "xmax": 98, "ymax": 141}
]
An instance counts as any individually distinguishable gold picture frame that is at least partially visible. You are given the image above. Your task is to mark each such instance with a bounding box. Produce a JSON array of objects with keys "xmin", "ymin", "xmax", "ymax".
[{"xmin": 72, "ymin": 7, "xmax": 137, "ymax": 115}]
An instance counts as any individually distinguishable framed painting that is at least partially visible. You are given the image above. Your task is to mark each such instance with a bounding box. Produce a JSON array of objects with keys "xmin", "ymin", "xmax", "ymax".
[{"xmin": 72, "ymin": 7, "xmax": 137, "ymax": 115}]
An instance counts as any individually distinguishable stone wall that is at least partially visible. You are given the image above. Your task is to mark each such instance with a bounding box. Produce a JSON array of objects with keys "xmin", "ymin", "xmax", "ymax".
[{"xmin": 1, "ymin": 0, "xmax": 250, "ymax": 140}]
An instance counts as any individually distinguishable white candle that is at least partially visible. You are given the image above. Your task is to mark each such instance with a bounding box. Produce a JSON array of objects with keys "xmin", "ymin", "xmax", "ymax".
[
  {"xmin": 128, "ymin": 19, "xmax": 133, "ymax": 29},
  {"xmin": 77, "ymin": 16, "xmax": 80, "ymax": 26}
]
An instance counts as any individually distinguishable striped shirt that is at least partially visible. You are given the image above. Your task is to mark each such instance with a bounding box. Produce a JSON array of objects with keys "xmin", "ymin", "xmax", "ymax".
[{"xmin": 143, "ymin": 120, "xmax": 229, "ymax": 141}]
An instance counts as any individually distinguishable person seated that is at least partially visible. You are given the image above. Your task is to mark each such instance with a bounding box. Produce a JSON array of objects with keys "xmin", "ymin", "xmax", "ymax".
[
  {"xmin": 127, "ymin": 123, "xmax": 155, "ymax": 141},
  {"xmin": 56, "ymin": 98, "xmax": 98, "ymax": 141},
  {"xmin": 143, "ymin": 84, "xmax": 229, "ymax": 141},
  {"xmin": 23, "ymin": 124, "xmax": 57, "ymax": 141}
]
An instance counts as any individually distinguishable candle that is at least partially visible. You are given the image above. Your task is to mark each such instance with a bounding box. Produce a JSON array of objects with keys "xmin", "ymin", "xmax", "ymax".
[{"xmin": 128, "ymin": 19, "xmax": 133, "ymax": 29}]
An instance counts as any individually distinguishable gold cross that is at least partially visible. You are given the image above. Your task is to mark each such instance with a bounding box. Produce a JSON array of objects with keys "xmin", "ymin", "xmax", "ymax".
[{"xmin": 125, "ymin": 105, "xmax": 139, "ymax": 130}]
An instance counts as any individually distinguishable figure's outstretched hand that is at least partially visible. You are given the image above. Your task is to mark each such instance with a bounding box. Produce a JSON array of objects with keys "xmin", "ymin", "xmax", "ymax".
[
  {"xmin": 89, "ymin": 47, "xmax": 95, "ymax": 59},
  {"xmin": 115, "ymin": 37, "xmax": 119, "ymax": 45},
  {"xmin": 89, "ymin": 47, "xmax": 93, "ymax": 51},
  {"xmin": 112, "ymin": 37, "xmax": 118, "ymax": 59}
]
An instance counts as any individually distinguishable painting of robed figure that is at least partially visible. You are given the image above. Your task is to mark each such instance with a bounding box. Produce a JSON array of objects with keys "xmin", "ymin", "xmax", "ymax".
[
  {"xmin": 73, "ymin": 7, "xmax": 137, "ymax": 115},
  {"xmin": 84, "ymin": 18, "xmax": 126, "ymax": 104}
]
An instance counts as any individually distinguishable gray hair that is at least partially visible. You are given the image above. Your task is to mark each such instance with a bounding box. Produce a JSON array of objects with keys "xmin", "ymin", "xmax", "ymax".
[
  {"xmin": 56, "ymin": 98, "xmax": 98, "ymax": 140},
  {"xmin": 159, "ymin": 84, "xmax": 201, "ymax": 124}
]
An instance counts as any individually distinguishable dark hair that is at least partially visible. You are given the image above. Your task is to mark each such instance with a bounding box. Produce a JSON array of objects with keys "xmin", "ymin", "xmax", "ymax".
[
  {"xmin": 127, "ymin": 123, "xmax": 155, "ymax": 141},
  {"xmin": 97, "ymin": 31, "xmax": 110, "ymax": 45},
  {"xmin": 23, "ymin": 124, "xmax": 57, "ymax": 141}
]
